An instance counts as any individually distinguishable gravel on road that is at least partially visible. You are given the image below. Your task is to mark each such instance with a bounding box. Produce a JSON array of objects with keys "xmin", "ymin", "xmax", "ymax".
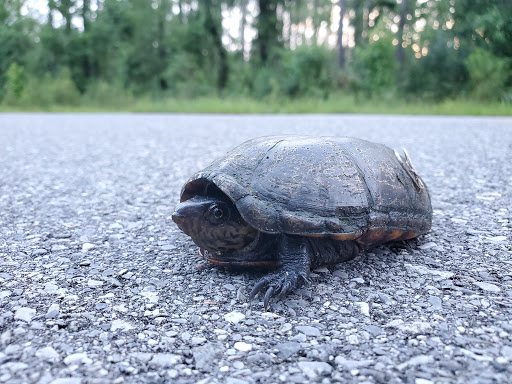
[{"xmin": 0, "ymin": 114, "xmax": 511, "ymax": 384}]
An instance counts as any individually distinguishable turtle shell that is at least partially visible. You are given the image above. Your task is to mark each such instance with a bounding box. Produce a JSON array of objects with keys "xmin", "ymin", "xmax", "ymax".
[{"xmin": 180, "ymin": 136, "xmax": 432, "ymax": 246}]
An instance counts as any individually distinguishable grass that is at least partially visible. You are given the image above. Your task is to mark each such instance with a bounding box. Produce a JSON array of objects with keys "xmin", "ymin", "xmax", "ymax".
[{"xmin": 1, "ymin": 94, "xmax": 511, "ymax": 115}]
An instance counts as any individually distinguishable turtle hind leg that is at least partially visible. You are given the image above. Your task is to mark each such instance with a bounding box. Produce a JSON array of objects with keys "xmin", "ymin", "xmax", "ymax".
[
  {"xmin": 308, "ymin": 238, "xmax": 360, "ymax": 266},
  {"xmin": 388, "ymin": 237, "xmax": 418, "ymax": 254},
  {"xmin": 249, "ymin": 235, "xmax": 311, "ymax": 311}
]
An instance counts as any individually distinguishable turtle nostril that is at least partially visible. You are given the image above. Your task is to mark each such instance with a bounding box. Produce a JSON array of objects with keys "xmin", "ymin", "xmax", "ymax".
[{"xmin": 172, "ymin": 212, "xmax": 185, "ymax": 225}]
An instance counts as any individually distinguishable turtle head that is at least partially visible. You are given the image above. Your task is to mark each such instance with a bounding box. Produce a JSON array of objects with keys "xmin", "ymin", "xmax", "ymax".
[{"xmin": 172, "ymin": 195, "xmax": 258, "ymax": 255}]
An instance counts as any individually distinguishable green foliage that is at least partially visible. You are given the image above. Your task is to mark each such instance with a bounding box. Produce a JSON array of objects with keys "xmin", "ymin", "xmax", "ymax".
[
  {"xmin": 465, "ymin": 48, "xmax": 510, "ymax": 101},
  {"xmin": 1, "ymin": 0, "xmax": 512, "ymax": 108},
  {"xmin": 0, "ymin": 19, "xmax": 34, "ymax": 95},
  {"xmin": 83, "ymin": 81, "xmax": 134, "ymax": 107},
  {"xmin": 351, "ymin": 37, "xmax": 397, "ymax": 96},
  {"xmin": 3, "ymin": 62, "xmax": 25, "ymax": 104},
  {"xmin": 404, "ymin": 30, "xmax": 469, "ymax": 101},
  {"xmin": 253, "ymin": 0, "xmax": 282, "ymax": 64},
  {"xmin": 225, "ymin": 60, "xmax": 252, "ymax": 97},
  {"xmin": 163, "ymin": 52, "xmax": 215, "ymax": 97},
  {"xmin": 249, "ymin": 46, "xmax": 334, "ymax": 99},
  {"xmin": 251, "ymin": 67, "xmax": 279, "ymax": 99},
  {"xmin": 19, "ymin": 68, "xmax": 80, "ymax": 107},
  {"xmin": 280, "ymin": 46, "xmax": 331, "ymax": 98},
  {"xmin": 453, "ymin": 0, "xmax": 512, "ymax": 58}
]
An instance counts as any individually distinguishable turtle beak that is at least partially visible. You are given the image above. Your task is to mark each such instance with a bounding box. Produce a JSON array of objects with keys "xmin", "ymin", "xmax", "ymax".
[
  {"xmin": 172, "ymin": 199, "xmax": 207, "ymax": 233},
  {"xmin": 172, "ymin": 200, "xmax": 198, "ymax": 226}
]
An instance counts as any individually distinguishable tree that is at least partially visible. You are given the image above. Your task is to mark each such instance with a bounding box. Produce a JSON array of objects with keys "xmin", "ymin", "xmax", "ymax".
[
  {"xmin": 82, "ymin": 0, "xmax": 90, "ymax": 32},
  {"xmin": 54, "ymin": 0, "xmax": 74, "ymax": 32},
  {"xmin": 452, "ymin": 0, "xmax": 512, "ymax": 59},
  {"xmin": 350, "ymin": 0, "xmax": 396, "ymax": 46},
  {"xmin": 0, "ymin": 13, "xmax": 34, "ymax": 95},
  {"xmin": 255, "ymin": 0, "xmax": 282, "ymax": 63},
  {"xmin": 201, "ymin": 0, "xmax": 228, "ymax": 89},
  {"xmin": 238, "ymin": 0, "xmax": 249, "ymax": 59},
  {"xmin": 395, "ymin": 0, "xmax": 406, "ymax": 74},
  {"xmin": 337, "ymin": 0, "xmax": 345, "ymax": 68}
]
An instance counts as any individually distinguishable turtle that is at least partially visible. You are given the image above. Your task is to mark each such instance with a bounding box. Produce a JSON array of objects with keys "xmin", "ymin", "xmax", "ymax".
[{"xmin": 172, "ymin": 136, "xmax": 432, "ymax": 309}]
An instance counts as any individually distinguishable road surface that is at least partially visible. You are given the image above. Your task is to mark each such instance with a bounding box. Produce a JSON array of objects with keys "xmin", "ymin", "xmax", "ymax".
[{"xmin": 0, "ymin": 114, "xmax": 511, "ymax": 383}]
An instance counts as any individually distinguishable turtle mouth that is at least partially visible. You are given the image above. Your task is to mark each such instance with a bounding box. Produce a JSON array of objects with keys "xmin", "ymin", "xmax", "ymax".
[{"xmin": 199, "ymin": 248, "xmax": 277, "ymax": 268}]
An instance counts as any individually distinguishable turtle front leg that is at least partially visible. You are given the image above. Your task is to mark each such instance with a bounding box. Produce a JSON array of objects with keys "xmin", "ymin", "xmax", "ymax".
[{"xmin": 249, "ymin": 235, "xmax": 311, "ymax": 311}]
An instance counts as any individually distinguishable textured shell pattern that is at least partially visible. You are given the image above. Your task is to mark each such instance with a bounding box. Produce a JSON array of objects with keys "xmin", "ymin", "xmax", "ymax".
[{"xmin": 180, "ymin": 136, "xmax": 432, "ymax": 246}]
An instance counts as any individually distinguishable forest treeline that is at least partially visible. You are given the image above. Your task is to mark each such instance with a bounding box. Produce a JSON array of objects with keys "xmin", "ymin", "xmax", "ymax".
[{"xmin": 0, "ymin": 0, "xmax": 511, "ymax": 108}]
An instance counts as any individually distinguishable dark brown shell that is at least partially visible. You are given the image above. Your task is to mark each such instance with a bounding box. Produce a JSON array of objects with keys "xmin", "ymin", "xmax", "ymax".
[{"xmin": 180, "ymin": 136, "xmax": 432, "ymax": 246}]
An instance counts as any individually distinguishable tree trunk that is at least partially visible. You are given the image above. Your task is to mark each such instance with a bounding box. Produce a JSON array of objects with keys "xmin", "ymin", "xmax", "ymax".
[
  {"xmin": 203, "ymin": 0, "xmax": 228, "ymax": 89},
  {"xmin": 256, "ymin": 0, "xmax": 280, "ymax": 63},
  {"xmin": 158, "ymin": 0, "xmax": 168, "ymax": 89},
  {"xmin": 48, "ymin": 0, "xmax": 54, "ymax": 26},
  {"xmin": 353, "ymin": 0, "xmax": 364, "ymax": 46},
  {"xmin": 82, "ymin": 0, "xmax": 89, "ymax": 32},
  {"xmin": 178, "ymin": 0, "xmax": 184, "ymax": 23},
  {"xmin": 287, "ymin": 8, "xmax": 292, "ymax": 49},
  {"xmin": 363, "ymin": 0, "xmax": 371, "ymax": 41},
  {"xmin": 312, "ymin": 0, "xmax": 318, "ymax": 44},
  {"xmin": 396, "ymin": 0, "xmax": 406, "ymax": 77},
  {"xmin": 57, "ymin": 0, "xmax": 73, "ymax": 33},
  {"xmin": 240, "ymin": 0, "xmax": 247, "ymax": 60},
  {"xmin": 337, "ymin": 0, "xmax": 345, "ymax": 68}
]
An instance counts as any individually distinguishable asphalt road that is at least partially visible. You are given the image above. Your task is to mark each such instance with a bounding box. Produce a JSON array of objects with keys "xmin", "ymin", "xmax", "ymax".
[{"xmin": 0, "ymin": 113, "xmax": 511, "ymax": 384}]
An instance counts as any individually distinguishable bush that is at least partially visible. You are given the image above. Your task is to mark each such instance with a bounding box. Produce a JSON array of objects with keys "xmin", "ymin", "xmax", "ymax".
[
  {"xmin": 249, "ymin": 46, "xmax": 333, "ymax": 99},
  {"xmin": 404, "ymin": 30, "xmax": 469, "ymax": 101},
  {"xmin": 19, "ymin": 68, "xmax": 80, "ymax": 107},
  {"xmin": 280, "ymin": 46, "xmax": 332, "ymax": 98},
  {"xmin": 352, "ymin": 37, "xmax": 397, "ymax": 96},
  {"xmin": 251, "ymin": 66, "xmax": 280, "ymax": 99},
  {"xmin": 162, "ymin": 52, "xmax": 215, "ymax": 98},
  {"xmin": 465, "ymin": 48, "xmax": 509, "ymax": 101},
  {"xmin": 225, "ymin": 59, "xmax": 252, "ymax": 97},
  {"xmin": 3, "ymin": 63, "xmax": 25, "ymax": 105},
  {"xmin": 83, "ymin": 81, "xmax": 134, "ymax": 107}
]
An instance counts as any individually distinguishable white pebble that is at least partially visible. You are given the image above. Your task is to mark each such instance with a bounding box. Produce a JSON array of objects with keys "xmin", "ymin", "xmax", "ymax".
[
  {"xmin": 139, "ymin": 290, "xmax": 159, "ymax": 303},
  {"xmin": 347, "ymin": 334, "xmax": 359, "ymax": 345},
  {"xmin": 82, "ymin": 243, "xmax": 95, "ymax": 252},
  {"xmin": 111, "ymin": 319, "xmax": 135, "ymax": 332},
  {"xmin": 191, "ymin": 337, "xmax": 207, "ymax": 345},
  {"xmin": 488, "ymin": 235, "xmax": 507, "ymax": 242},
  {"xmin": 36, "ymin": 346, "xmax": 60, "ymax": 362},
  {"xmin": 234, "ymin": 342, "xmax": 252, "ymax": 352},
  {"xmin": 416, "ymin": 379, "xmax": 434, "ymax": 384},
  {"xmin": 87, "ymin": 279, "xmax": 104, "ymax": 288},
  {"xmin": 14, "ymin": 307, "xmax": 36, "ymax": 322},
  {"xmin": 49, "ymin": 378, "xmax": 82, "ymax": 384},
  {"xmin": 474, "ymin": 282, "xmax": 501, "ymax": 292},
  {"xmin": 224, "ymin": 311, "xmax": 245, "ymax": 324},
  {"xmin": 356, "ymin": 302, "xmax": 370, "ymax": 316},
  {"xmin": 418, "ymin": 242, "xmax": 437, "ymax": 250},
  {"xmin": 63, "ymin": 352, "xmax": 89, "ymax": 366}
]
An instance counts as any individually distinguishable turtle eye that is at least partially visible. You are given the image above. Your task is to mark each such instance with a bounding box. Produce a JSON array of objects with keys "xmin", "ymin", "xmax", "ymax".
[{"xmin": 207, "ymin": 203, "xmax": 229, "ymax": 225}]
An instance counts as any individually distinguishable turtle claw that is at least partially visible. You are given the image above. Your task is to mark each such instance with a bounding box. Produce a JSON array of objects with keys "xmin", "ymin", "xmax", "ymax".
[
  {"xmin": 277, "ymin": 281, "xmax": 292, "ymax": 300},
  {"xmin": 249, "ymin": 279, "xmax": 267, "ymax": 301},
  {"xmin": 249, "ymin": 268, "xmax": 307, "ymax": 311},
  {"xmin": 264, "ymin": 287, "xmax": 274, "ymax": 311}
]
